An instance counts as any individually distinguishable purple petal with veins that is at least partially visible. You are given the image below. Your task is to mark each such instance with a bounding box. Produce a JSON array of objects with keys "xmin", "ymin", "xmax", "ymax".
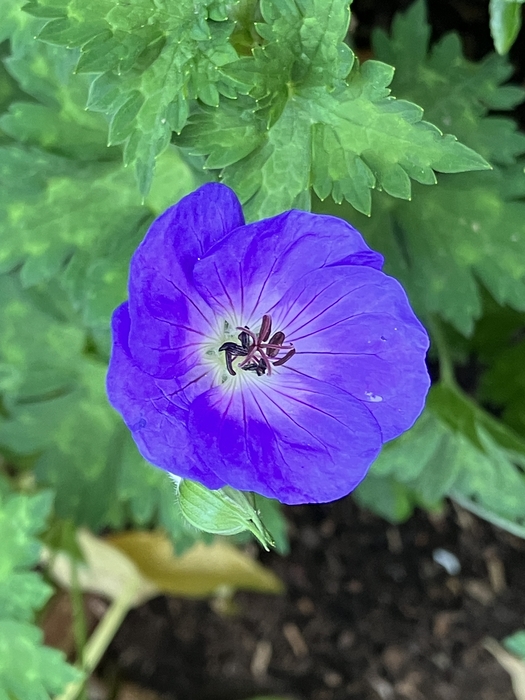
[{"xmin": 107, "ymin": 184, "xmax": 430, "ymax": 504}]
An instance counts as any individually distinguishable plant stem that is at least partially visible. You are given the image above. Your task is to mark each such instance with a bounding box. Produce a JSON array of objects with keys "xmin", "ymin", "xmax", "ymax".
[
  {"xmin": 451, "ymin": 491, "xmax": 525, "ymax": 539},
  {"xmin": 428, "ymin": 316, "xmax": 456, "ymax": 387},
  {"xmin": 70, "ymin": 560, "xmax": 88, "ymax": 700},
  {"xmin": 56, "ymin": 581, "xmax": 139, "ymax": 700}
]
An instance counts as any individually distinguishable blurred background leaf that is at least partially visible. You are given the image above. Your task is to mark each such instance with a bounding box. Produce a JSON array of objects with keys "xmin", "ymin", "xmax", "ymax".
[{"xmin": 0, "ymin": 488, "xmax": 80, "ymax": 700}]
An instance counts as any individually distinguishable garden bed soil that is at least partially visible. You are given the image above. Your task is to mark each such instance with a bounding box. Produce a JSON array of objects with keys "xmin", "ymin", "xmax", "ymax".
[{"xmin": 103, "ymin": 500, "xmax": 525, "ymax": 700}]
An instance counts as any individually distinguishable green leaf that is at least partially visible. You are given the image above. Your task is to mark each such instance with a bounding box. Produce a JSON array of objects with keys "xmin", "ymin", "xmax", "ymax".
[
  {"xmin": 490, "ymin": 0, "xmax": 524, "ymax": 54},
  {"xmin": 1, "ymin": 29, "xmax": 114, "ymax": 161},
  {"xmin": 358, "ymin": 382, "xmax": 525, "ymax": 535},
  {"xmin": 480, "ymin": 337, "xmax": 525, "ymax": 443},
  {"xmin": 0, "ymin": 276, "xmax": 208, "ymax": 548},
  {"xmin": 354, "ymin": 473, "xmax": 420, "ymax": 523},
  {"xmin": 28, "ymin": 0, "xmax": 240, "ymax": 193},
  {"xmin": 0, "ymin": 143, "xmax": 198, "ymax": 345},
  {"xmin": 0, "ymin": 0, "xmax": 32, "ymax": 43},
  {"xmin": 179, "ymin": 0, "xmax": 488, "ymax": 220},
  {"xmin": 0, "ymin": 490, "xmax": 80, "ymax": 699},
  {"xmin": 372, "ymin": 0, "xmax": 525, "ymax": 165},
  {"xmin": 0, "ymin": 146, "xmax": 146, "ymax": 287},
  {"xmin": 390, "ymin": 171, "xmax": 525, "ymax": 334},
  {"xmin": 314, "ymin": 1, "xmax": 525, "ymax": 334}
]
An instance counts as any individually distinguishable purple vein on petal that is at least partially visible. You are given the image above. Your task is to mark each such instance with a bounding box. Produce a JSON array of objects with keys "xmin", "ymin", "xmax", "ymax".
[
  {"xmin": 286, "ymin": 283, "xmax": 370, "ymax": 337},
  {"xmin": 256, "ymin": 385, "xmax": 332, "ymax": 455},
  {"xmin": 290, "ymin": 311, "xmax": 373, "ymax": 342},
  {"xmin": 213, "ymin": 262, "xmax": 237, "ymax": 317},
  {"xmin": 280, "ymin": 280, "xmax": 341, "ymax": 331},
  {"xmin": 145, "ymin": 317, "xmax": 209, "ymax": 338},
  {"xmin": 164, "ymin": 277, "xmax": 215, "ymax": 331},
  {"xmin": 238, "ymin": 261, "xmax": 245, "ymax": 319},
  {"xmin": 241, "ymin": 390, "xmax": 249, "ymax": 455},
  {"xmin": 156, "ymin": 371, "xmax": 211, "ymax": 402},
  {"xmin": 295, "ymin": 350, "xmax": 382, "ymax": 357},
  {"xmin": 249, "ymin": 257, "xmax": 279, "ymax": 320},
  {"xmin": 215, "ymin": 389, "xmax": 235, "ymax": 430},
  {"xmin": 284, "ymin": 365, "xmax": 386, "ymax": 440},
  {"xmin": 266, "ymin": 385, "xmax": 352, "ymax": 430},
  {"xmin": 249, "ymin": 388, "xmax": 290, "ymax": 472}
]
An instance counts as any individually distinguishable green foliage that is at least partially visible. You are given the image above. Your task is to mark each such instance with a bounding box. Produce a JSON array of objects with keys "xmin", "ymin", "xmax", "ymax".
[
  {"xmin": 0, "ymin": 489, "xmax": 80, "ymax": 699},
  {"xmin": 468, "ymin": 295, "xmax": 525, "ymax": 446},
  {"xmin": 489, "ymin": 0, "xmax": 524, "ymax": 54},
  {"xmin": 504, "ymin": 630, "xmax": 525, "ymax": 659},
  {"xmin": 0, "ymin": 20, "xmax": 208, "ymax": 545},
  {"xmin": 0, "ymin": 0, "xmax": 522, "ymax": 550},
  {"xmin": 25, "ymin": 0, "xmax": 240, "ymax": 193},
  {"xmin": 0, "ymin": 275, "xmax": 209, "ymax": 549},
  {"xmin": 350, "ymin": 2, "xmax": 525, "ymax": 530},
  {"xmin": 0, "ymin": 15, "xmax": 284, "ymax": 549},
  {"xmin": 318, "ymin": 0, "xmax": 525, "ymax": 334},
  {"xmin": 25, "ymin": 0, "xmax": 488, "ymax": 214},
  {"xmin": 178, "ymin": 0, "xmax": 488, "ymax": 220},
  {"xmin": 357, "ymin": 383, "xmax": 525, "ymax": 535}
]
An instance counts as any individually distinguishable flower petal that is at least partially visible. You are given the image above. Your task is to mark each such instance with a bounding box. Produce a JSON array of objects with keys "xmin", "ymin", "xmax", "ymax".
[
  {"xmin": 107, "ymin": 303, "xmax": 225, "ymax": 488},
  {"xmin": 188, "ymin": 372, "xmax": 382, "ymax": 504},
  {"xmin": 273, "ymin": 265, "xmax": 430, "ymax": 441},
  {"xmin": 193, "ymin": 210, "xmax": 383, "ymax": 326},
  {"xmin": 127, "ymin": 183, "xmax": 244, "ymax": 377}
]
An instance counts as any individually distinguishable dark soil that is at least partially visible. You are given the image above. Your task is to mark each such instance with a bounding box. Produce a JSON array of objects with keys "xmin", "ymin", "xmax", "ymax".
[{"xmin": 105, "ymin": 500, "xmax": 525, "ymax": 700}]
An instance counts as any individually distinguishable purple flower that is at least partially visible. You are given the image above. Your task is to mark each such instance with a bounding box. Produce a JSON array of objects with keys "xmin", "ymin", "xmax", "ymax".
[{"xmin": 107, "ymin": 184, "xmax": 430, "ymax": 504}]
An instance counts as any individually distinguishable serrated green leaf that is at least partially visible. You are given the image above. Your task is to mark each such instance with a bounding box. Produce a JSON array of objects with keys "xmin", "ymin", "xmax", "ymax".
[
  {"xmin": 1, "ymin": 26, "xmax": 113, "ymax": 160},
  {"xmin": 179, "ymin": 0, "xmax": 489, "ymax": 220},
  {"xmin": 0, "ymin": 491, "xmax": 54, "ymax": 619},
  {"xmin": 0, "ymin": 620, "xmax": 80, "ymax": 700},
  {"xmin": 387, "ymin": 171, "xmax": 525, "ymax": 334},
  {"xmin": 30, "ymin": 0, "xmax": 240, "ymax": 193},
  {"xmin": 0, "ymin": 146, "xmax": 146, "ymax": 286},
  {"xmin": 490, "ymin": 0, "xmax": 524, "ymax": 54},
  {"xmin": 313, "ymin": 3, "xmax": 525, "ymax": 333},
  {"xmin": 372, "ymin": 0, "xmax": 525, "ymax": 164},
  {"xmin": 0, "ymin": 490, "xmax": 80, "ymax": 699}
]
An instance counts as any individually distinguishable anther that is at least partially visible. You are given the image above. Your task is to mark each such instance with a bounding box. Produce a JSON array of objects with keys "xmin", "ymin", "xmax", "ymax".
[{"xmin": 218, "ymin": 314, "xmax": 295, "ymax": 377}]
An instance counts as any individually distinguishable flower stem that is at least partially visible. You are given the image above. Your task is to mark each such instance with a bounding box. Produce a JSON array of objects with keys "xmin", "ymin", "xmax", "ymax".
[
  {"xmin": 56, "ymin": 581, "xmax": 139, "ymax": 700},
  {"xmin": 428, "ymin": 316, "xmax": 456, "ymax": 387}
]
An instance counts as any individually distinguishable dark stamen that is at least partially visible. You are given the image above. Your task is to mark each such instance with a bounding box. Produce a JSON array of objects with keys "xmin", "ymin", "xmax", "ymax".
[
  {"xmin": 266, "ymin": 331, "xmax": 285, "ymax": 358},
  {"xmin": 218, "ymin": 341, "xmax": 249, "ymax": 376},
  {"xmin": 238, "ymin": 330, "xmax": 251, "ymax": 350},
  {"xmin": 218, "ymin": 314, "xmax": 296, "ymax": 377},
  {"xmin": 258, "ymin": 314, "xmax": 272, "ymax": 342},
  {"xmin": 272, "ymin": 347, "xmax": 296, "ymax": 366}
]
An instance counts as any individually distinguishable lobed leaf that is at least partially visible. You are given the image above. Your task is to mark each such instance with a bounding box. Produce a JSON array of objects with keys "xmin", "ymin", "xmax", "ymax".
[
  {"xmin": 179, "ymin": 0, "xmax": 489, "ymax": 220},
  {"xmin": 0, "ymin": 490, "xmax": 80, "ymax": 699},
  {"xmin": 26, "ymin": 0, "xmax": 241, "ymax": 193},
  {"xmin": 316, "ymin": 0, "xmax": 525, "ymax": 334}
]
